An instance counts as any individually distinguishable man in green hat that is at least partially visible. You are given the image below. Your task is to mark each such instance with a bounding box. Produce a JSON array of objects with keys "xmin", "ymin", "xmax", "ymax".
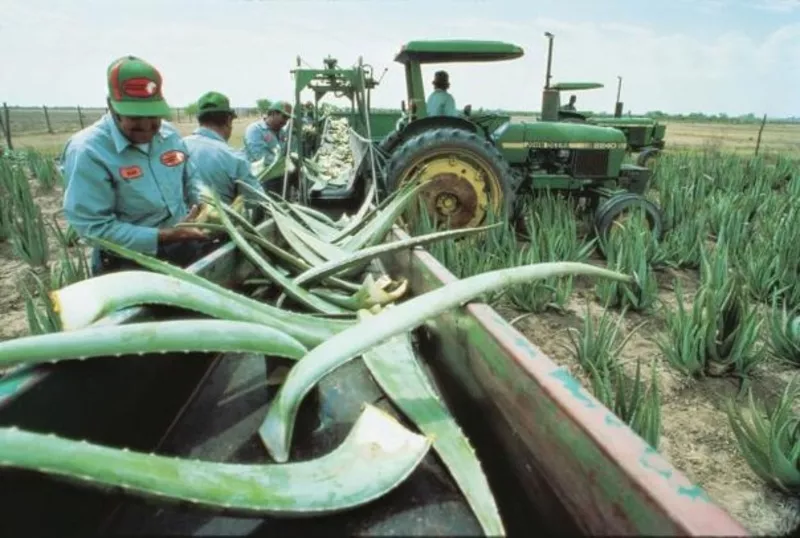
[
  {"xmin": 62, "ymin": 55, "xmax": 209, "ymax": 276},
  {"xmin": 242, "ymin": 100, "xmax": 294, "ymax": 164},
  {"xmin": 183, "ymin": 91, "xmax": 265, "ymax": 208}
]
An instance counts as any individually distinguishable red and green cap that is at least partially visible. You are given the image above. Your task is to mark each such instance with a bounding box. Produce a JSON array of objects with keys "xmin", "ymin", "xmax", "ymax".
[
  {"xmin": 268, "ymin": 101, "xmax": 294, "ymax": 119},
  {"xmin": 197, "ymin": 91, "xmax": 237, "ymax": 118},
  {"xmin": 106, "ymin": 56, "xmax": 171, "ymax": 118}
]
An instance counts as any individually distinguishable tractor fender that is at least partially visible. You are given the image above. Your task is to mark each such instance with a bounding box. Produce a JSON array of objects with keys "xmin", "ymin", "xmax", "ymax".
[{"xmin": 378, "ymin": 116, "xmax": 479, "ymax": 157}]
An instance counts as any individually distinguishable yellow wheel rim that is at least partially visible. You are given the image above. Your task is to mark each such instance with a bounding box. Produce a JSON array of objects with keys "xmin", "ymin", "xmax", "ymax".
[{"xmin": 397, "ymin": 149, "xmax": 504, "ymax": 229}]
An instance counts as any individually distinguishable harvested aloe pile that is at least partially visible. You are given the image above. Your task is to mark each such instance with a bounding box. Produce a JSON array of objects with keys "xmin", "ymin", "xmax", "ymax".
[{"xmin": 0, "ymin": 120, "xmax": 633, "ymax": 534}]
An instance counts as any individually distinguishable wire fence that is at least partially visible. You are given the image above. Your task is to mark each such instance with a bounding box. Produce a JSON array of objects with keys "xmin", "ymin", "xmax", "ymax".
[{"xmin": 0, "ymin": 103, "xmax": 262, "ymax": 150}]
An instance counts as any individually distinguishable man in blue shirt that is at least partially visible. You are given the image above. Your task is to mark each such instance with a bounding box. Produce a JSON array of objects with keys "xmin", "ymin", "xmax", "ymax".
[
  {"xmin": 183, "ymin": 91, "xmax": 265, "ymax": 207},
  {"xmin": 426, "ymin": 70, "xmax": 471, "ymax": 118},
  {"xmin": 242, "ymin": 100, "xmax": 294, "ymax": 164},
  {"xmin": 62, "ymin": 55, "xmax": 209, "ymax": 276}
]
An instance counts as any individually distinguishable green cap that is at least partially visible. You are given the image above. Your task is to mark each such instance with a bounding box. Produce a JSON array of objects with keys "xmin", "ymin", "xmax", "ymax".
[
  {"xmin": 268, "ymin": 100, "xmax": 294, "ymax": 119},
  {"xmin": 197, "ymin": 91, "xmax": 237, "ymax": 118},
  {"xmin": 106, "ymin": 56, "xmax": 171, "ymax": 118}
]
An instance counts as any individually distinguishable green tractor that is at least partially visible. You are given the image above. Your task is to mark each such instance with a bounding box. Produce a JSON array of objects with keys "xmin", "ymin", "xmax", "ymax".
[
  {"xmin": 370, "ymin": 38, "xmax": 663, "ymax": 238},
  {"xmin": 539, "ymin": 33, "xmax": 667, "ymax": 169}
]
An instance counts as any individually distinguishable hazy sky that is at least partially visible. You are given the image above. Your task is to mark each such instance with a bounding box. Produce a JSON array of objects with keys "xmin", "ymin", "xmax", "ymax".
[{"xmin": 1, "ymin": 0, "xmax": 798, "ymax": 116}]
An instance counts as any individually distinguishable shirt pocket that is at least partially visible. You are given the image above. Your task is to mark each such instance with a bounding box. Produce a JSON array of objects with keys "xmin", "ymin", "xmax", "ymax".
[
  {"xmin": 154, "ymin": 149, "xmax": 188, "ymax": 204},
  {"xmin": 114, "ymin": 168, "xmax": 168, "ymax": 223}
]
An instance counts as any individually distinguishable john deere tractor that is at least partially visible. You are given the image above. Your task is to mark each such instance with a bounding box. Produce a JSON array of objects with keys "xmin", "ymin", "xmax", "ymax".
[
  {"xmin": 373, "ymin": 37, "xmax": 663, "ymax": 238},
  {"xmin": 538, "ymin": 33, "xmax": 667, "ymax": 169}
]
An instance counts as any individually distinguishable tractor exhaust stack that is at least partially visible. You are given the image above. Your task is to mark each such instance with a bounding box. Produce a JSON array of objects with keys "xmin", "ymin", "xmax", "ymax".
[
  {"xmin": 540, "ymin": 32, "xmax": 559, "ymax": 122},
  {"xmin": 614, "ymin": 76, "xmax": 624, "ymax": 118}
]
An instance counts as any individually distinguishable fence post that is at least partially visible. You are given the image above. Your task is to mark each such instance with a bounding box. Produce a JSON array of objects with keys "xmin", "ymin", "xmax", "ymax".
[
  {"xmin": 754, "ymin": 113, "xmax": 767, "ymax": 156},
  {"xmin": 43, "ymin": 105, "xmax": 53, "ymax": 134},
  {"xmin": 77, "ymin": 105, "xmax": 85, "ymax": 129},
  {"xmin": 1, "ymin": 102, "xmax": 12, "ymax": 150}
]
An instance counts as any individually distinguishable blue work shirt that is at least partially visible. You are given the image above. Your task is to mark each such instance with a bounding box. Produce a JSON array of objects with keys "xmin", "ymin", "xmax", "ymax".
[
  {"xmin": 242, "ymin": 119, "xmax": 286, "ymax": 164},
  {"xmin": 62, "ymin": 113, "xmax": 201, "ymax": 256},
  {"xmin": 183, "ymin": 127, "xmax": 265, "ymax": 204},
  {"xmin": 426, "ymin": 89, "xmax": 458, "ymax": 117}
]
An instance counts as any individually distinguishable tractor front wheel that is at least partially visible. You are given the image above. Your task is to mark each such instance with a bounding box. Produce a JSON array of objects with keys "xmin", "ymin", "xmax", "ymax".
[
  {"xmin": 384, "ymin": 128, "xmax": 514, "ymax": 229},
  {"xmin": 636, "ymin": 147, "xmax": 661, "ymax": 170},
  {"xmin": 593, "ymin": 191, "xmax": 664, "ymax": 249}
]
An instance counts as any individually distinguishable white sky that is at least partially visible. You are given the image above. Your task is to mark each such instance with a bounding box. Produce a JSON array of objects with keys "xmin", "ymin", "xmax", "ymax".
[{"xmin": 1, "ymin": 0, "xmax": 799, "ymax": 117}]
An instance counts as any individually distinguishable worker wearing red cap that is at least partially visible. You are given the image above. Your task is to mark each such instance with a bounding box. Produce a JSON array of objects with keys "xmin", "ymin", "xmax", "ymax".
[{"xmin": 62, "ymin": 55, "xmax": 208, "ymax": 276}]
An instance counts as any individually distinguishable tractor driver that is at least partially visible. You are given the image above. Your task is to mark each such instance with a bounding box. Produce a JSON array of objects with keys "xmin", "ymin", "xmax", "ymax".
[
  {"xmin": 562, "ymin": 94, "xmax": 577, "ymax": 111},
  {"xmin": 426, "ymin": 70, "xmax": 472, "ymax": 118},
  {"xmin": 242, "ymin": 101, "xmax": 294, "ymax": 165},
  {"xmin": 62, "ymin": 55, "xmax": 209, "ymax": 277}
]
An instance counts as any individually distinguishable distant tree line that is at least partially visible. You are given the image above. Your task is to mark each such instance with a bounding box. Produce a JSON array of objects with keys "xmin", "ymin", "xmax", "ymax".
[{"xmin": 178, "ymin": 99, "xmax": 799, "ymax": 124}]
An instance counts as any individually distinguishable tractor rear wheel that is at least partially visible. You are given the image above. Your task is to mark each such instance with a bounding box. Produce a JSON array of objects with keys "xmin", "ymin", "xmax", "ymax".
[
  {"xmin": 385, "ymin": 127, "xmax": 514, "ymax": 229},
  {"xmin": 593, "ymin": 191, "xmax": 664, "ymax": 246}
]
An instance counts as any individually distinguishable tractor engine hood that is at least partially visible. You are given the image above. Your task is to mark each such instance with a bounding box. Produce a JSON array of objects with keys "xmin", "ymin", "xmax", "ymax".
[
  {"xmin": 492, "ymin": 121, "xmax": 628, "ymax": 151},
  {"xmin": 589, "ymin": 117, "xmax": 657, "ymax": 126}
]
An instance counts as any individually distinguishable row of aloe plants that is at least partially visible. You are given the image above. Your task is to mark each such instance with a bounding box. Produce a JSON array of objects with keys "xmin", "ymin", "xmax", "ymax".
[
  {"xmin": 412, "ymin": 148, "xmax": 800, "ymax": 495},
  {"xmin": 0, "ymin": 148, "xmax": 89, "ymax": 340}
]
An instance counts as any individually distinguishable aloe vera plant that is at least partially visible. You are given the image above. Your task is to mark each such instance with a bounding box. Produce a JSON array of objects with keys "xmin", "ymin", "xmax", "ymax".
[
  {"xmin": 726, "ymin": 378, "xmax": 800, "ymax": 493},
  {"xmin": 0, "ymin": 404, "xmax": 432, "ymax": 515},
  {"xmin": 258, "ymin": 262, "xmax": 633, "ymax": 463}
]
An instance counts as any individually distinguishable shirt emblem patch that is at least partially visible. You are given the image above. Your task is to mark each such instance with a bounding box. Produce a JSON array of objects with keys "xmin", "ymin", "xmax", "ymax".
[
  {"xmin": 160, "ymin": 150, "xmax": 186, "ymax": 167},
  {"xmin": 119, "ymin": 165, "xmax": 143, "ymax": 180}
]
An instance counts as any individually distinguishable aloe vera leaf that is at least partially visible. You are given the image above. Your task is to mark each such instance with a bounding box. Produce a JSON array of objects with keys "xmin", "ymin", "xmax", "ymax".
[
  {"xmin": 0, "ymin": 404, "xmax": 431, "ymax": 516},
  {"xmin": 292, "ymin": 224, "xmax": 501, "ymax": 288},
  {"xmin": 258, "ymin": 261, "xmax": 633, "ymax": 462},
  {"xmin": 339, "ymin": 181, "xmax": 426, "ymax": 253},
  {"xmin": 276, "ymin": 210, "xmax": 350, "ymax": 263},
  {"xmin": 271, "ymin": 211, "xmax": 328, "ymax": 267},
  {"xmin": 89, "ymin": 241, "xmax": 355, "ymax": 347},
  {"xmin": 359, "ymin": 310, "xmax": 505, "ymax": 535},
  {"xmin": 285, "ymin": 203, "xmax": 340, "ymax": 240},
  {"xmin": 286, "ymin": 201, "xmax": 341, "ymax": 229},
  {"xmin": 328, "ymin": 184, "xmax": 406, "ymax": 245},
  {"xmin": 208, "ymin": 189, "xmax": 347, "ymax": 315},
  {"xmin": 188, "ymin": 222, "xmax": 361, "ymax": 294},
  {"xmin": 49, "ymin": 271, "xmax": 347, "ymax": 344},
  {"xmin": 0, "ymin": 319, "xmax": 307, "ymax": 366}
]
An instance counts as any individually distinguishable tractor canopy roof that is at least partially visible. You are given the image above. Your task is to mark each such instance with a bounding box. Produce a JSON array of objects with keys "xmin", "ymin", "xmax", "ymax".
[
  {"xmin": 550, "ymin": 82, "xmax": 604, "ymax": 91},
  {"xmin": 394, "ymin": 40, "xmax": 524, "ymax": 64}
]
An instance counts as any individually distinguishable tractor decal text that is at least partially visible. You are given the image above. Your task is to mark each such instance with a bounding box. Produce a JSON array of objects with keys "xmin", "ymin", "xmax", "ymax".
[{"xmin": 501, "ymin": 142, "xmax": 627, "ymax": 150}]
